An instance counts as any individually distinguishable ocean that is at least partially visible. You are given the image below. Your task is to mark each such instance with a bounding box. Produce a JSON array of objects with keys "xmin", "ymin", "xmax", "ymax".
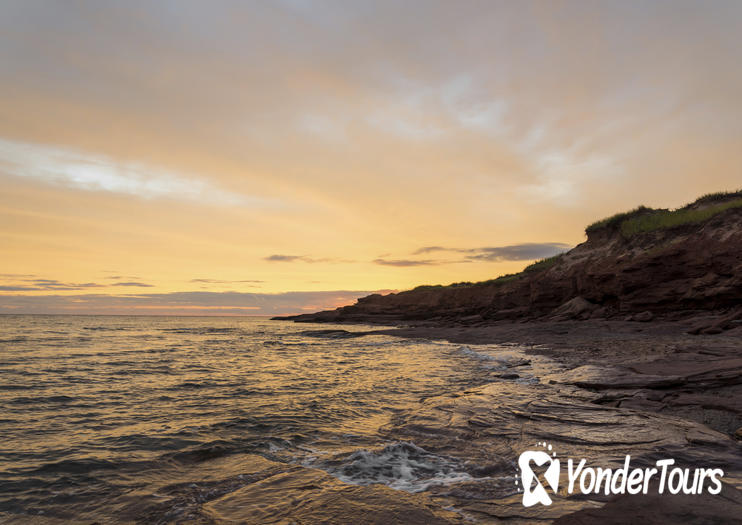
[{"xmin": 0, "ymin": 315, "xmax": 509, "ymax": 522}]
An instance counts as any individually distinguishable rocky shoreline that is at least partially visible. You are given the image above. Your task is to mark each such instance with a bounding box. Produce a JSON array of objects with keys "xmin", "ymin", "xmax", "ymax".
[
  {"xmin": 375, "ymin": 319, "xmax": 742, "ymax": 440},
  {"xmin": 263, "ymin": 193, "xmax": 742, "ymax": 522},
  {"xmin": 173, "ymin": 320, "xmax": 742, "ymax": 524},
  {"xmin": 351, "ymin": 320, "xmax": 742, "ymax": 523}
]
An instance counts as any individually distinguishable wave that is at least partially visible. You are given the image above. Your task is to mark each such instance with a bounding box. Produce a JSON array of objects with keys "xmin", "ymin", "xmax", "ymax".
[
  {"xmin": 298, "ymin": 329, "xmax": 370, "ymax": 339},
  {"xmin": 0, "ymin": 337, "xmax": 28, "ymax": 343},
  {"xmin": 7, "ymin": 395, "xmax": 76, "ymax": 405},
  {"xmin": 83, "ymin": 326, "xmax": 132, "ymax": 331},
  {"xmin": 159, "ymin": 327, "xmax": 243, "ymax": 335},
  {"xmin": 457, "ymin": 345, "xmax": 531, "ymax": 369},
  {"xmin": 320, "ymin": 442, "xmax": 475, "ymax": 493}
]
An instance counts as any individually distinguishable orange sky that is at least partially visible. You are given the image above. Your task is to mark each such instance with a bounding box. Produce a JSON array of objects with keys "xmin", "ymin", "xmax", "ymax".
[{"xmin": 1, "ymin": 1, "xmax": 741, "ymax": 314}]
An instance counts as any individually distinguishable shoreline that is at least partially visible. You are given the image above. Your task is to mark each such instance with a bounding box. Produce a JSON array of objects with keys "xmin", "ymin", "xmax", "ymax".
[
  {"xmin": 286, "ymin": 318, "xmax": 742, "ymax": 523},
  {"xmin": 2, "ymin": 317, "xmax": 739, "ymax": 523}
]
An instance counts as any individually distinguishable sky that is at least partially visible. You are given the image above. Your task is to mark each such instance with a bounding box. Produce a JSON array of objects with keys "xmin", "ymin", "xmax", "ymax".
[{"xmin": 1, "ymin": 0, "xmax": 741, "ymax": 315}]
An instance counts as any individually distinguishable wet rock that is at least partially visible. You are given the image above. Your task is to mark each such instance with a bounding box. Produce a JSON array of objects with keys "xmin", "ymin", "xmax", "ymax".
[
  {"xmin": 629, "ymin": 355, "xmax": 742, "ymax": 388},
  {"xmin": 493, "ymin": 373, "xmax": 520, "ymax": 380},
  {"xmin": 688, "ymin": 307, "xmax": 742, "ymax": 335},
  {"xmin": 203, "ymin": 468, "xmax": 460, "ymax": 524},
  {"xmin": 389, "ymin": 378, "xmax": 741, "ymax": 471},
  {"xmin": 435, "ymin": 492, "xmax": 597, "ymax": 522},
  {"xmin": 548, "ymin": 365, "xmax": 684, "ymax": 389},
  {"xmin": 553, "ymin": 482, "xmax": 742, "ymax": 525},
  {"xmin": 384, "ymin": 351, "xmax": 742, "ymax": 522},
  {"xmin": 634, "ymin": 311, "xmax": 654, "ymax": 322}
]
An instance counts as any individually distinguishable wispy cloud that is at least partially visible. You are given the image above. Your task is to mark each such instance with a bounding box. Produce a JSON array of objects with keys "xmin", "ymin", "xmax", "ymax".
[
  {"xmin": 264, "ymin": 254, "xmax": 307, "ymax": 263},
  {"xmin": 373, "ymin": 258, "xmax": 440, "ymax": 267},
  {"xmin": 190, "ymin": 279, "xmax": 264, "ymax": 284},
  {"xmin": 463, "ymin": 243, "xmax": 571, "ymax": 262},
  {"xmin": 382, "ymin": 243, "xmax": 571, "ymax": 266},
  {"xmin": 265, "ymin": 244, "xmax": 571, "ymax": 268},
  {"xmin": 8, "ymin": 279, "xmax": 104, "ymax": 291},
  {"xmin": 0, "ymin": 138, "xmax": 263, "ymax": 207},
  {"xmin": 0, "ymin": 277, "xmax": 153, "ymax": 291},
  {"xmin": 412, "ymin": 246, "xmax": 449, "ymax": 255},
  {"xmin": 263, "ymin": 255, "xmax": 354, "ymax": 264}
]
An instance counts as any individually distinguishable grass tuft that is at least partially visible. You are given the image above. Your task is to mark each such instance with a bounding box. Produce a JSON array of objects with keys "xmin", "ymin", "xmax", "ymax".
[
  {"xmin": 412, "ymin": 284, "xmax": 444, "ymax": 291},
  {"xmin": 586, "ymin": 190, "xmax": 742, "ymax": 238},
  {"xmin": 687, "ymin": 190, "xmax": 742, "ymax": 207},
  {"xmin": 620, "ymin": 198, "xmax": 742, "ymax": 237},
  {"xmin": 585, "ymin": 206, "xmax": 653, "ymax": 234},
  {"xmin": 524, "ymin": 254, "xmax": 563, "ymax": 273},
  {"xmin": 480, "ymin": 273, "xmax": 520, "ymax": 286}
]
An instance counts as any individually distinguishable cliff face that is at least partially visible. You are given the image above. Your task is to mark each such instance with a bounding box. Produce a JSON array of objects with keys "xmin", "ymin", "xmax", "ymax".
[{"xmin": 277, "ymin": 195, "xmax": 742, "ymax": 325}]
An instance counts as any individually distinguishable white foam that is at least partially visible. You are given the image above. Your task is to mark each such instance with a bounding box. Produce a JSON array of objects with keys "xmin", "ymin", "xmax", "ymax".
[
  {"xmin": 324, "ymin": 442, "xmax": 476, "ymax": 493},
  {"xmin": 458, "ymin": 345, "xmax": 531, "ymax": 370}
]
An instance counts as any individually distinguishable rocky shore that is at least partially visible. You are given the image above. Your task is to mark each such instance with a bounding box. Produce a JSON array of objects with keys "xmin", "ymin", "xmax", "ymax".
[
  {"xmin": 374, "ymin": 320, "xmax": 740, "ymax": 431},
  {"xmin": 377, "ymin": 320, "xmax": 742, "ymax": 523},
  {"xmin": 142, "ymin": 321, "xmax": 742, "ymax": 524},
  {"xmin": 268, "ymin": 192, "xmax": 742, "ymax": 523}
]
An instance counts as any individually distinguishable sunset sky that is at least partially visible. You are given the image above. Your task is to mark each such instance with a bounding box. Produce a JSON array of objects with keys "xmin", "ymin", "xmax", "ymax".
[{"xmin": 1, "ymin": 1, "xmax": 741, "ymax": 314}]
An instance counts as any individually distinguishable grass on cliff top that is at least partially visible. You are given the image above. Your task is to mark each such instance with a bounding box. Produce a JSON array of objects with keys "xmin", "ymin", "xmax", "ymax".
[
  {"xmin": 523, "ymin": 254, "xmax": 562, "ymax": 273},
  {"xmin": 692, "ymin": 190, "xmax": 742, "ymax": 206},
  {"xmin": 410, "ymin": 254, "xmax": 565, "ymax": 293},
  {"xmin": 412, "ymin": 276, "xmax": 514, "ymax": 291},
  {"xmin": 457, "ymin": 256, "xmax": 562, "ymax": 288},
  {"xmin": 407, "ymin": 190, "xmax": 740, "ymax": 297},
  {"xmin": 620, "ymin": 198, "xmax": 742, "ymax": 236},
  {"xmin": 586, "ymin": 190, "xmax": 742, "ymax": 238}
]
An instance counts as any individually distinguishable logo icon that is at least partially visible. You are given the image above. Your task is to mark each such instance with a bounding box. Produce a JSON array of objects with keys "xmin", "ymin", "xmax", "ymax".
[{"xmin": 518, "ymin": 442, "xmax": 560, "ymax": 507}]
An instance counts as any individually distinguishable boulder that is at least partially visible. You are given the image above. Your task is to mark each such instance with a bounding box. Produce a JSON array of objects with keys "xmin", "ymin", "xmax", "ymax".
[{"xmin": 550, "ymin": 297, "xmax": 597, "ymax": 321}]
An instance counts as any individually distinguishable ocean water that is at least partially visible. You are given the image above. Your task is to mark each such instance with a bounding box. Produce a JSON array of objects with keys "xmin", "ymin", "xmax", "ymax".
[{"xmin": 0, "ymin": 315, "xmax": 502, "ymax": 523}]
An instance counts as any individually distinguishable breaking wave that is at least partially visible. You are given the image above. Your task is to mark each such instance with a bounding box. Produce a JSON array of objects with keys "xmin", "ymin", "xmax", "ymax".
[{"xmin": 321, "ymin": 442, "xmax": 475, "ymax": 492}]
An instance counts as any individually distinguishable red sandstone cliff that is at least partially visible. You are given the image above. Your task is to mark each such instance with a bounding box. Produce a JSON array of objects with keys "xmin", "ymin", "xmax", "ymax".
[{"xmin": 276, "ymin": 192, "xmax": 742, "ymax": 327}]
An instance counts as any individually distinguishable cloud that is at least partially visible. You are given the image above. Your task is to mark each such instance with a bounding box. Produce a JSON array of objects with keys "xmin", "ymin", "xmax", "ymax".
[
  {"xmin": 0, "ymin": 290, "xmax": 395, "ymax": 315},
  {"xmin": 264, "ymin": 254, "xmax": 307, "ymax": 262},
  {"xmin": 412, "ymin": 246, "xmax": 449, "ymax": 255},
  {"xmin": 190, "ymin": 279, "xmax": 264, "ymax": 284},
  {"xmin": 0, "ymin": 138, "xmax": 263, "ymax": 207},
  {"xmin": 407, "ymin": 243, "xmax": 572, "ymax": 263},
  {"xmin": 464, "ymin": 243, "xmax": 572, "ymax": 262},
  {"xmin": 373, "ymin": 258, "xmax": 439, "ymax": 267},
  {"xmin": 14, "ymin": 279, "xmax": 104, "ymax": 291},
  {"xmin": 263, "ymin": 255, "xmax": 354, "ymax": 264},
  {"xmin": 0, "ymin": 277, "xmax": 153, "ymax": 290}
]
